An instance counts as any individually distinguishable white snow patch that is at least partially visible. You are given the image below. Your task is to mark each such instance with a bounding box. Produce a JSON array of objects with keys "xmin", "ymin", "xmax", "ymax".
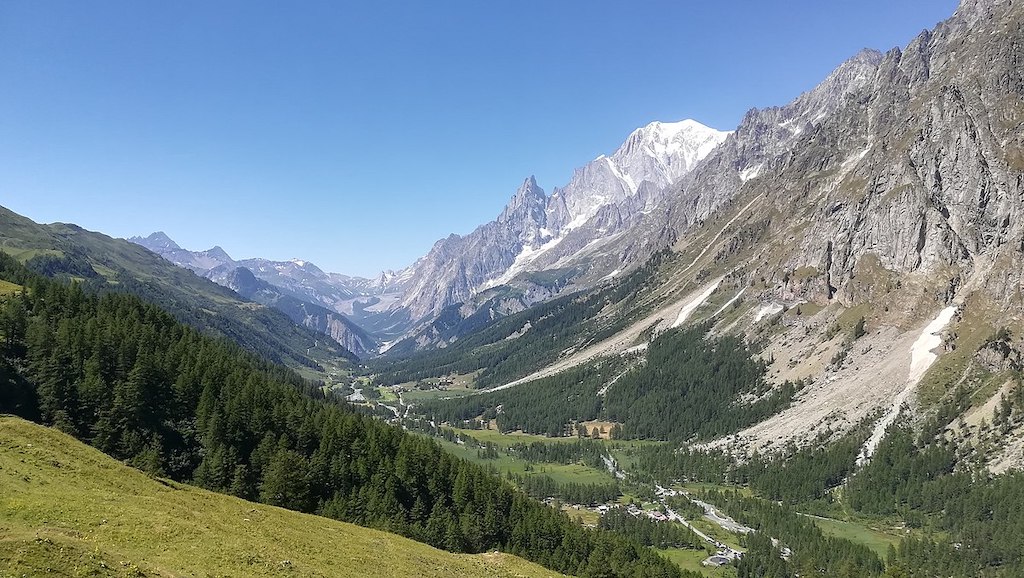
[
  {"xmin": 478, "ymin": 235, "xmax": 565, "ymax": 291},
  {"xmin": 857, "ymin": 306, "xmax": 957, "ymax": 466},
  {"xmin": 639, "ymin": 120, "xmax": 729, "ymax": 168},
  {"xmin": 739, "ymin": 164, "xmax": 763, "ymax": 183},
  {"xmin": 753, "ymin": 303, "xmax": 784, "ymax": 324},
  {"xmin": 909, "ymin": 306, "xmax": 958, "ymax": 383},
  {"xmin": 840, "ymin": 146, "xmax": 870, "ymax": 174},
  {"xmin": 671, "ymin": 279, "xmax": 722, "ymax": 328},
  {"xmin": 604, "ymin": 157, "xmax": 638, "ymax": 194},
  {"xmin": 712, "ymin": 288, "xmax": 746, "ymax": 317},
  {"xmin": 603, "ymin": 269, "xmax": 622, "ymax": 281},
  {"xmin": 563, "ymin": 213, "xmax": 590, "ymax": 232},
  {"xmin": 779, "ymin": 118, "xmax": 804, "ymax": 135}
]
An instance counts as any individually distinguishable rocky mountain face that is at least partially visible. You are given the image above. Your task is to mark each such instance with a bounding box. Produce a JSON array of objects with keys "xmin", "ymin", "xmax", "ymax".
[
  {"xmin": 685, "ymin": 0, "xmax": 1024, "ymax": 311},
  {"xmin": 388, "ymin": 120, "xmax": 731, "ymax": 332},
  {"xmin": 386, "ymin": 0, "xmax": 1024, "ymax": 467},
  {"xmin": 385, "ymin": 52, "xmax": 903, "ymax": 349},
  {"xmin": 129, "ymin": 233, "xmax": 381, "ymax": 356},
  {"xmin": 217, "ymin": 267, "xmax": 378, "ymax": 358},
  {"xmin": 638, "ymin": 0, "xmax": 1024, "ymax": 459}
]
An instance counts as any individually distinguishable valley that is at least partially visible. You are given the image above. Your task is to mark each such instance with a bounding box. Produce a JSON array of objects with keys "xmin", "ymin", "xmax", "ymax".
[{"xmin": 3, "ymin": 0, "xmax": 1024, "ymax": 576}]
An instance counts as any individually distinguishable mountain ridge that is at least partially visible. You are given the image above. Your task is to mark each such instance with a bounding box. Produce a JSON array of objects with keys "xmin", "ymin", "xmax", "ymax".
[
  {"xmin": 0, "ymin": 206, "xmax": 353, "ymax": 370},
  {"xmin": 130, "ymin": 232, "xmax": 380, "ymax": 356},
  {"xmin": 372, "ymin": 0, "xmax": 1024, "ymax": 470},
  {"xmin": 130, "ymin": 117, "xmax": 732, "ymax": 350}
]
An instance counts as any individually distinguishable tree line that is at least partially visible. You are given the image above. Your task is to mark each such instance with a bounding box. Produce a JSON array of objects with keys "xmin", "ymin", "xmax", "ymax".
[
  {"xmin": 419, "ymin": 324, "xmax": 795, "ymax": 443},
  {"xmin": 418, "ymin": 360, "xmax": 618, "ymax": 436},
  {"xmin": 604, "ymin": 325, "xmax": 795, "ymax": 441},
  {"xmin": 599, "ymin": 507, "xmax": 706, "ymax": 550},
  {"xmin": 513, "ymin": 473, "xmax": 621, "ymax": 505},
  {"xmin": 0, "ymin": 252, "xmax": 689, "ymax": 578}
]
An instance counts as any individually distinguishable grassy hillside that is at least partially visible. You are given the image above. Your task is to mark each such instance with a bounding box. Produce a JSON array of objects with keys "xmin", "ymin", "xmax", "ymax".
[{"xmin": 0, "ymin": 416, "xmax": 564, "ymax": 578}]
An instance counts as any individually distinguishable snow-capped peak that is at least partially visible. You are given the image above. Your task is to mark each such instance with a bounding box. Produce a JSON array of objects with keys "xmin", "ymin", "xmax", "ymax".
[
  {"xmin": 549, "ymin": 118, "xmax": 729, "ymax": 233},
  {"xmin": 617, "ymin": 119, "xmax": 730, "ymax": 174}
]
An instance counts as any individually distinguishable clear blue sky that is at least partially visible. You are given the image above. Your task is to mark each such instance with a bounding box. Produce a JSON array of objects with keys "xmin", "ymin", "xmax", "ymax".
[{"xmin": 1, "ymin": 0, "xmax": 957, "ymax": 277}]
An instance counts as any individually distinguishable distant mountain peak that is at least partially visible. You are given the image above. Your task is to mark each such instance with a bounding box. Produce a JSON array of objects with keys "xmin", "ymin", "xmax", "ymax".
[
  {"xmin": 850, "ymin": 47, "xmax": 884, "ymax": 64},
  {"xmin": 131, "ymin": 231, "xmax": 181, "ymax": 251},
  {"xmin": 203, "ymin": 246, "xmax": 233, "ymax": 261},
  {"xmin": 499, "ymin": 176, "xmax": 547, "ymax": 225}
]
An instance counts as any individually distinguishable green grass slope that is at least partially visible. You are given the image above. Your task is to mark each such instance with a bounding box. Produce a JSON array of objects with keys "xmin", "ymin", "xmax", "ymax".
[{"xmin": 0, "ymin": 416, "xmax": 564, "ymax": 578}]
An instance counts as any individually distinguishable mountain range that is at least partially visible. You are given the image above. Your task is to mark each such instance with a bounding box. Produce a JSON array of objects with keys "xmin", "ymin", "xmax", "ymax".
[
  {"xmin": 129, "ymin": 232, "xmax": 380, "ymax": 357},
  {"xmin": 129, "ymin": 118, "xmax": 731, "ymax": 352},
  {"xmin": 4, "ymin": 0, "xmax": 1024, "ymax": 576},
  {"xmin": 365, "ymin": 0, "xmax": 1024, "ymax": 469},
  {"xmin": 9, "ymin": 0, "xmax": 1020, "ymax": 476},
  {"xmin": 0, "ymin": 205, "xmax": 354, "ymax": 370}
]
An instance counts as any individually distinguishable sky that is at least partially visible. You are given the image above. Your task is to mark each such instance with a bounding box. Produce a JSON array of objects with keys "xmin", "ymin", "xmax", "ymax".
[{"xmin": 1, "ymin": 1, "xmax": 958, "ymax": 277}]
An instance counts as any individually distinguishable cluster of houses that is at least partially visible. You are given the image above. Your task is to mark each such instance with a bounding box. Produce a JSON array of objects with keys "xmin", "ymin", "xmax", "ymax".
[
  {"xmin": 651, "ymin": 486, "xmax": 747, "ymax": 568},
  {"xmin": 403, "ymin": 375, "xmax": 456, "ymax": 392},
  {"xmin": 552, "ymin": 486, "xmax": 781, "ymax": 570}
]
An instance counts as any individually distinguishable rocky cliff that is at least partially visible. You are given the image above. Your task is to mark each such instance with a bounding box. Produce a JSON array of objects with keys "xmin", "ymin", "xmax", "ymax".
[{"xmin": 389, "ymin": 120, "xmax": 730, "ymax": 329}]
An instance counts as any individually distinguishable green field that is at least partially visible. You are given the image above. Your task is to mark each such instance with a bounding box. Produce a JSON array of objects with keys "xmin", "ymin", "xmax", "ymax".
[
  {"xmin": 803, "ymin": 514, "xmax": 901, "ymax": 557},
  {"xmin": 0, "ymin": 416, "xmax": 564, "ymax": 578},
  {"xmin": 604, "ymin": 439, "xmax": 665, "ymax": 471},
  {"xmin": 658, "ymin": 548, "xmax": 735, "ymax": 577},
  {"xmin": 0, "ymin": 246, "xmax": 63, "ymax": 262},
  {"xmin": 402, "ymin": 385, "xmax": 477, "ymax": 403},
  {"xmin": 562, "ymin": 504, "xmax": 600, "ymax": 526},
  {"xmin": 454, "ymin": 427, "xmax": 580, "ymax": 447},
  {"xmin": 436, "ymin": 438, "xmax": 613, "ymax": 485},
  {"xmin": 377, "ymin": 386, "xmax": 400, "ymax": 402},
  {"xmin": 0, "ymin": 280, "xmax": 21, "ymax": 296}
]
